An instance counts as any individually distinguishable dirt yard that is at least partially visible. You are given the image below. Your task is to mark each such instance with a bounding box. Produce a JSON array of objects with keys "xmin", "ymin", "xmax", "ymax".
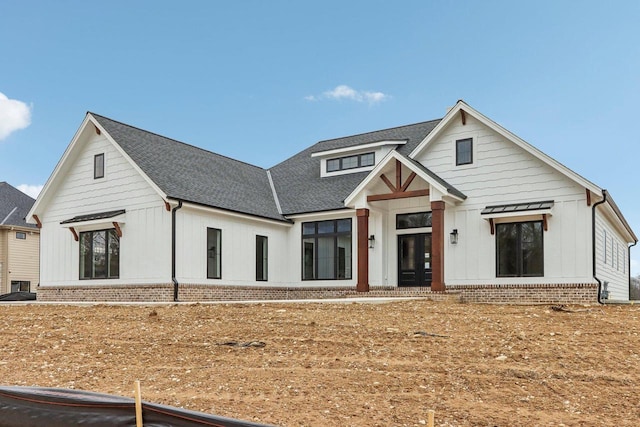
[{"xmin": 0, "ymin": 299, "xmax": 638, "ymax": 426}]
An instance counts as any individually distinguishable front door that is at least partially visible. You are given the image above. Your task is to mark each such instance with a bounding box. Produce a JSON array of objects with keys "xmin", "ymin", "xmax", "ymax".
[{"xmin": 398, "ymin": 233, "xmax": 432, "ymax": 287}]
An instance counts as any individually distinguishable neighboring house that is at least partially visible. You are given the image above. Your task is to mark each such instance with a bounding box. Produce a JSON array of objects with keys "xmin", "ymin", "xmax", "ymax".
[
  {"xmin": 26, "ymin": 100, "xmax": 637, "ymax": 303},
  {"xmin": 0, "ymin": 182, "xmax": 39, "ymax": 294}
]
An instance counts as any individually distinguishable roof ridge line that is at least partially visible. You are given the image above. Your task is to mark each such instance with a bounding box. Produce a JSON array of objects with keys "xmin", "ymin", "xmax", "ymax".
[
  {"xmin": 316, "ymin": 118, "xmax": 442, "ymax": 144},
  {"xmin": 89, "ymin": 112, "xmax": 267, "ymax": 172}
]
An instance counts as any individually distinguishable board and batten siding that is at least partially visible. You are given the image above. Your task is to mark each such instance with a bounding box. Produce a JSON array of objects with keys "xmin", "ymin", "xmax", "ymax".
[
  {"xmin": 415, "ymin": 114, "xmax": 593, "ymax": 285},
  {"xmin": 594, "ymin": 210, "xmax": 629, "ymax": 300},
  {"xmin": 39, "ymin": 132, "xmax": 171, "ymax": 286},
  {"xmin": 176, "ymin": 206, "xmax": 292, "ymax": 286}
]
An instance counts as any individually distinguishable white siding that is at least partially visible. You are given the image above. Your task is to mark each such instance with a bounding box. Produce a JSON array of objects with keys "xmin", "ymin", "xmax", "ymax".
[
  {"xmin": 39, "ymin": 132, "xmax": 171, "ymax": 286},
  {"xmin": 595, "ymin": 209, "xmax": 629, "ymax": 300},
  {"xmin": 414, "ymin": 115, "xmax": 593, "ymax": 285},
  {"xmin": 176, "ymin": 206, "xmax": 293, "ymax": 286}
]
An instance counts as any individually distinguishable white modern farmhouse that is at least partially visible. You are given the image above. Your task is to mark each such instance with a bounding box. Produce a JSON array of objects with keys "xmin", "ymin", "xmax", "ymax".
[{"xmin": 27, "ymin": 100, "xmax": 636, "ymax": 303}]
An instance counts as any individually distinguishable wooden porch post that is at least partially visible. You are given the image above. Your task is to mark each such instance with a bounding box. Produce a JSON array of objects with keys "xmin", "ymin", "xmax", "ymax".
[
  {"xmin": 430, "ymin": 201, "xmax": 446, "ymax": 292},
  {"xmin": 356, "ymin": 208, "xmax": 370, "ymax": 292}
]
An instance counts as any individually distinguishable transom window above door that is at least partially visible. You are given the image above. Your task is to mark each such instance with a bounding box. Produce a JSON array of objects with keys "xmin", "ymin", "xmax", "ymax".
[{"xmin": 396, "ymin": 212, "xmax": 432, "ymax": 229}]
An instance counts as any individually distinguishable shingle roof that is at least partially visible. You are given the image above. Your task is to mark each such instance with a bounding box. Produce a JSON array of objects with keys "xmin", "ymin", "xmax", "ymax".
[
  {"xmin": 0, "ymin": 182, "xmax": 36, "ymax": 228},
  {"xmin": 269, "ymin": 119, "xmax": 442, "ymax": 215},
  {"xmin": 90, "ymin": 114, "xmax": 286, "ymax": 222},
  {"xmin": 90, "ymin": 114, "xmax": 449, "ymax": 219}
]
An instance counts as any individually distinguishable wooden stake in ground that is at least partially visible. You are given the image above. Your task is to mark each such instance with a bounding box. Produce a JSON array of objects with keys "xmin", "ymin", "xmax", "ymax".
[
  {"xmin": 134, "ymin": 380, "xmax": 143, "ymax": 427},
  {"xmin": 427, "ymin": 409, "xmax": 435, "ymax": 427}
]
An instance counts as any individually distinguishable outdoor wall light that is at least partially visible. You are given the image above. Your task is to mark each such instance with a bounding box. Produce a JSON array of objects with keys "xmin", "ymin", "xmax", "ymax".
[
  {"xmin": 450, "ymin": 229, "xmax": 459, "ymax": 245},
  {"xmin": 368, "ymin": 235, "xmax": 375, "ymax": 248}
]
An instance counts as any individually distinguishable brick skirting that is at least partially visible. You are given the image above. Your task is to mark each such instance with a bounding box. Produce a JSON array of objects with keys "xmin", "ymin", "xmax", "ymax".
[{"xmin": 35, "ymin": 282, "xmax": 599, "ymax": 304}]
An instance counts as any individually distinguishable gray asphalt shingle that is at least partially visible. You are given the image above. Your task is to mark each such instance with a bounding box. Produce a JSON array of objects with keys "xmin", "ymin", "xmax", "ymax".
[
  {"xmin": 91, "ymin": 114, "xmax": 286, "ymax": 222},
  {"xmin": 90, "ymin": 114, "xmax": 460, "ymax": 219}
]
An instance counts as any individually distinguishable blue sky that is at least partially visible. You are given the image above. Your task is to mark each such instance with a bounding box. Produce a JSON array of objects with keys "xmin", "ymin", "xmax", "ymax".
[{"xmin": 1, "ymin": 1, "xmax": 639, "ymax": 272}]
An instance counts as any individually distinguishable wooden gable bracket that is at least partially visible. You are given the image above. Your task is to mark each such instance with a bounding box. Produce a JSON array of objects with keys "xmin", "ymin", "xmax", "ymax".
[
  {"xmin": 33, "ymin": 214, "xmax": 42, "ymax": 229},
  {"xmin": 586, "ymin": 189, "xmax": 591, "ymax": 206},
  {"xmin": 460, "ymin": 109, "xmax": 466, "ymax": 125},
  {"xmin": 94, "ymin": 124, "xmax": 101, "ymax": 135},
  {"xmin": 164, "ymin": 201, "xmax": 171, "ymax": 211},
  {"xmin": 489, "ymin": 218, "xmax": 495, "ymax": 235},
  {"xmin": 542, "ymin": 214, "xmax": 548, "ymax": 231},
  {"xmin": 69, "ymin": 227, "xmax": 79, "ymax": 242},
  {"xmin": 368, "ymin": 159, "xmax": 429, "ymax": 202},
  {"xmin": 113, "ymin": 222, "xmax": 123, "ymax": 238}
]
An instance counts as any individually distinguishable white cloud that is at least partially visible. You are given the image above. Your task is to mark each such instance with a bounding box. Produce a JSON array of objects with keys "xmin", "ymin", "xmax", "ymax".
[
  {"xmin": 306, "ymin": 85, "xmax": 389, "ymax": 105},
  {"xmin": 17, "ymin": 184, "xmax": 43, "ymax": 199},
  {"xmin": 0, "ymin": 92, "xmax": 32, "ymax": 140}
]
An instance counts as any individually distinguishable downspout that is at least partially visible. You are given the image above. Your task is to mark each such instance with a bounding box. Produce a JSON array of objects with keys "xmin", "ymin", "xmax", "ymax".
[
  {"xmin": 629, "ymin": 240, "xmax": 638, "ymax": 299},
  {"xmin": 592, "ymin": 190, "xmax": 607, "ymax": 305},
  {"xmin": 172, "ymin": 200, "xmax": 183, "ymax": 302}
]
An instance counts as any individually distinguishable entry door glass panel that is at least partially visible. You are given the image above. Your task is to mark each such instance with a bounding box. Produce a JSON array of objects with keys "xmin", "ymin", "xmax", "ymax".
[{"xmin": 398, "ymin": 233, "xmax": 432, "ymax": 287}]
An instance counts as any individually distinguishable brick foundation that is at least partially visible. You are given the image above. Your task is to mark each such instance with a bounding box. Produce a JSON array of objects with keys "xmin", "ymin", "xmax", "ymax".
[{"xmin": 35, "ymin": 282, "xmax": 599, "ymax": 304}]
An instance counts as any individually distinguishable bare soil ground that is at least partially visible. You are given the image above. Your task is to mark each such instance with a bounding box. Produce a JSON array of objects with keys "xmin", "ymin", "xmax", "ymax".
[{"xmin": 0, "ymin": 300, "xmax": 638, "ymax": 426}]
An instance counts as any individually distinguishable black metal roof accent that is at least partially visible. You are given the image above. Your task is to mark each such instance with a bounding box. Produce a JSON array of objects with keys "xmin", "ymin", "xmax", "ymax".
[
  {"xmin": 481, "ymin": 201, "xmax": 554, "ymax": 215},
  {"xmin": 60, "ymin": 209, "xmax": 126, "ymax": 224}
]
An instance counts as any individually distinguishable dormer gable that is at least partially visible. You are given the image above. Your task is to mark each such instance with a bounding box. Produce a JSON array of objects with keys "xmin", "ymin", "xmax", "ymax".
[{"xmin": 311, "ymin": 139, "xmax": 407, "ymax": 177}]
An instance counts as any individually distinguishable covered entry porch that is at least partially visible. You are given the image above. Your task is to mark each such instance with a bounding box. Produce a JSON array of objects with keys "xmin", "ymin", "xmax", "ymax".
[{"xmin": 346, "ymin": 151, "xmax": 466, "ymax": 293}]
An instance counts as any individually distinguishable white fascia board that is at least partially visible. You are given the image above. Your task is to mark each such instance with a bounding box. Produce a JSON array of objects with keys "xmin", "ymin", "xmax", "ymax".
[
  {"xmin": 286, "ymin": 209, "xmax": 356, "ymax": 221},
  {"xmin": 89, "ymin": 114, "xmax": 168, "ymax": 203},
  {"xmin": 27, "ymin": 114, "xmax": 95, "ymax": 223},
  {"xmin": 311, "ymin": 140, "xmax": 407, "ymax": 158},
  {"xmin": 409, "ymin": 100, "xmax": 602, "ymax": 195},
  {"xmin": 181, "ymin": 201, "xmax": 293, "ymax": 227}
]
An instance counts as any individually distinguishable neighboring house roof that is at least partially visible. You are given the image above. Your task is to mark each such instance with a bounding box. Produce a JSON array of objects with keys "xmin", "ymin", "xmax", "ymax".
[
  {"xmin": 90, "ymin": 114, "xmax": 286, "ymax": 222},
  {"xmin": 269, "ymin": 119, "xmax": 441, "ymax": 215},
  {"xmin": 0, "ymin": 182, "xmax": 37, "ymax": 228}
]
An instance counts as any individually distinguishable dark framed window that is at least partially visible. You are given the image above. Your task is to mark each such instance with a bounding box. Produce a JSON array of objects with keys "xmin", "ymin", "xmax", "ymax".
[
  {"xmin": 94, "ymin": 153, "xmax": 105, "ymax": 179},
  {"xmin": 396, "ymin": 212, "xmax": 432, "ymax": 229},
  {"xmin": 256, "ymin": 235, "xmax": 268, "ymax": 281},
  {"xmin": 11, "ymin": 281, "xmax": 30, "ymax": 292},
  {"xmin": 207, "ymin": 228, "xmax": 221, "ymax": 279},
  {"xmin": 15, "ymin": 232, "xmax": 26, "ymax": 239},
  {"xmin": 326, "ymin": 152, "xmax": 375, "ymax": 172},
  {"xmin": 79, "ymin": 229, "xmax": 119, "ymax": 279},
  {"xmin": 456, "ymin": 138, "xmax": 473, "ymax": 166},
  {"xmin": 302, "ymin": 219, "xmax": 352, "ymax": 280},
  {"xmin": 496, "ymin": 221, "xmax": 543, "ymax": 277}
]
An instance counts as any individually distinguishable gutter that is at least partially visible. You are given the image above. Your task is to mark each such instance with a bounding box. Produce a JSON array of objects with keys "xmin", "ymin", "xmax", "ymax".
[
  {"xmin": 171, "ymin": 200, "xmax": 183, "ymax": 302},
  {"xmin": 592, "ymin": 190, "xmax": 607, "ymax": 305},
  {"xmin": 629, "ymin": 240, "xmax": 638, "ymax": 299}
]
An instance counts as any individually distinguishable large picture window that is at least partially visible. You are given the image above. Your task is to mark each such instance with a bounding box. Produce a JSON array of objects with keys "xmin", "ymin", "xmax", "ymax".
[
  {"xmin": 302, "ymin": 219, "xmax": 352, "ymax": 280},
  {"xmin": 496, "ymin": 221, "xmax": 543, "ymax": 277},
  {"xmin": 207, "ymin": 228, "xmax": 221, "ymax": 279},
  {"xmin": 256, "ymin": 235, "xmax": 268, "ymax": 281},
  {"xmin": 80, "ymin": 229, "xmax": 119, "ymax": 279}
]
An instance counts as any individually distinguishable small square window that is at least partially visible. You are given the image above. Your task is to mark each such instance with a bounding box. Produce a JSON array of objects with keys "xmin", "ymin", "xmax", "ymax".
[
  {"xmin": 16, "ymin": 232, "xmax": 26, "ymax": 239},
  {"xmin": 341, "ymin": 156, "xmax": 359, "ymax": 170},
  {"xmin": 94, "ymin": 153, "xmax": 105, "ymax": 179},
  {"xmin": 456, "ymin": 138, "xmax": 473, "ymax": 166},
  {"xmin": 360, "ymin": 153, "xmax": 375, "ymax": 167},
  {"xmin": 326, "ymin": 159, "xmax": 340, "ymax": 172}
]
